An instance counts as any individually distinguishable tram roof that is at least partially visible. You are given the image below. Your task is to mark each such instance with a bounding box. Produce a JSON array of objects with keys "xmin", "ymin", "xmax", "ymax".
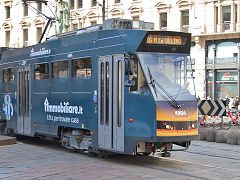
[{"xmin": 0, "ymin": 19, "xmax": 191, "ymax": 64}]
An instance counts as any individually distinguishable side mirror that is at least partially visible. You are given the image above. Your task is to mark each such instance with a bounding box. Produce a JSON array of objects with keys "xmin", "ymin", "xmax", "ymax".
[
  {"xmin": 125, "ymin": 58, "xmax": 134, "ymax": 75},
  {"xmin": 124, "ymin": 80, "xmax": 135, "ymax": 87}
]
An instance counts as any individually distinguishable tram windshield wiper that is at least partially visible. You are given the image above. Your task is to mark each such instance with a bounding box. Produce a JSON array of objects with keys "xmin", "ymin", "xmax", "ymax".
[
  {"xmin": 147, "ymin": 67, "xmax": 157, "ymax": 97},
  {"xmin": 154, "ymin": 81, "xmax": 181, "ymax": 109},
  {"xmin": 147, "ymin": 67, "xmax": 180, "ymax": 109}
]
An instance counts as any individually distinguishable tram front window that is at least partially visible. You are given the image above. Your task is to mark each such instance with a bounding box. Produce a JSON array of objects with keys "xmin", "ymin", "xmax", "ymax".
[{"xmin": 137, "ymin": 52, "xmax": 195, "ymax": 102}]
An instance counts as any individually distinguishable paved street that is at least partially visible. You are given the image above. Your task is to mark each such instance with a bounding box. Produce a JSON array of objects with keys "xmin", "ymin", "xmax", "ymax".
[{"xmin": 0, "ymin": 138, "xmax": 240, "ymax": 180}]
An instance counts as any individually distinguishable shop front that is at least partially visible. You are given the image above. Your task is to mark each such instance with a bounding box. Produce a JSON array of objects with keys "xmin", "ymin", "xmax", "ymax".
[{"xmin": 206, "ymin": 39, "xmax": 240, "ymax": 99}]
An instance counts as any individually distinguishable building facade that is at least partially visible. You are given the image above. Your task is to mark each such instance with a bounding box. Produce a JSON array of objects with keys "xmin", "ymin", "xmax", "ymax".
[{"xmin": 1, "ymin": 0, "xmax": 240, "ymax": 99}]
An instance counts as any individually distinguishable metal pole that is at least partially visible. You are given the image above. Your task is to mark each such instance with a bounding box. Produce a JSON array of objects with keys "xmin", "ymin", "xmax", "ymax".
[{"xmin": 102, "ymin": 0, "xmax": 105, "ymax": 21}]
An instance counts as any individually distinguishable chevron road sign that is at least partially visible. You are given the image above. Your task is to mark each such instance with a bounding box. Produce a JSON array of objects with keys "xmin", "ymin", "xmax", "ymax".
[{"xmin": 198, "ymin": 100, "xmax": 226, "ymax": 116}]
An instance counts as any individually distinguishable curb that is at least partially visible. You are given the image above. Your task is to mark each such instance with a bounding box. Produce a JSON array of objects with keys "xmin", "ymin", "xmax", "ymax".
[{"xmin": 0, "ymin": 136, "xmax": 16, "ymax": 146}]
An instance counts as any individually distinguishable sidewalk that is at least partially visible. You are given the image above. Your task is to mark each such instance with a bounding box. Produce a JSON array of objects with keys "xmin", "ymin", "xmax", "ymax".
[{"xmin": 0, "ymin": 135, "xmax": 16, "ymax": 146}]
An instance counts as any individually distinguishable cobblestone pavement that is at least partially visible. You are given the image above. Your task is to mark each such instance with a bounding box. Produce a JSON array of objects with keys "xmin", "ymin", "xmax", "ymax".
[{"xmin": 0, "ymin": 138, "xmax": 240, "ymax": 180}]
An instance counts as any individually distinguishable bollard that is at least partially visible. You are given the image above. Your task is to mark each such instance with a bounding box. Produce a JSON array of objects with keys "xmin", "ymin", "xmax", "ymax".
[
  {"xmin": 237, "ymin": 130, "xmax": 240, "ymax": 145},
  {"xmin": 227, "ymin": 127, "xmax": 240, "ymax": 145},
  {"xmin": 215, "ymin": 129, "xmax": 228, "ymax": 143},
  {"xmin": 199, "ymin": 127, "xmax": 208, "ymax": 140},
  {"xmin": 206, "ymin": 127, "xmax": 217, "ymax": 142}
]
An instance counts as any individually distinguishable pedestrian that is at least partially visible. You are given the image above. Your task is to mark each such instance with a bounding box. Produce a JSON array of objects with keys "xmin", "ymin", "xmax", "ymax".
[{"xmin": 229, "ymin": 97, "xmax": 236, "ymax": 112}]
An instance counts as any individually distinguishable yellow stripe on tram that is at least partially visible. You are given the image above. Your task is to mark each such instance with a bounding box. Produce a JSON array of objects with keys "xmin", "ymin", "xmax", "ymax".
[{"xmin": 156, "ymin": 129, "xmax": 198, "ymax": 136}]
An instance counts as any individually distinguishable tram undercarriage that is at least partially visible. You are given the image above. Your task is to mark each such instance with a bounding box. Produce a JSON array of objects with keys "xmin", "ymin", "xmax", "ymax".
[{"xmin": 57, "ymin": 127, "xmax": 191, "ymax": 157}]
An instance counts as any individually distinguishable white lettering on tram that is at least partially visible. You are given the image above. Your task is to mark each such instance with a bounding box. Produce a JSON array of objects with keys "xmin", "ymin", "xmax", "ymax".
[
  {"xmin": 30, "ymin": 48, "xmax": 51, "ymax": 57},
  {"xmin": 174, "ymin": 110, "xmax": 187, "ymax": 116},
  {"xmin": 44, "ymin": 98, "xmax": 83, "ymax": 114}
]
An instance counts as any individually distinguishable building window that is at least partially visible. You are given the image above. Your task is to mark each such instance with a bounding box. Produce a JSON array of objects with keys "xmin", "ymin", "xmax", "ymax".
[
  {"xmin": 160, "ymin": 13, "xmax": 167, "ymax": 29},
  {"xmin": 235, "ymin": 4, "xmax": 238, "ymax": 29},
  {"xmin": 5, "ymin": 31, "xmax": 10, "ymax": 47},
  {"xmin": 132, "ymin": 16, "xmax": 139, "ymax": 20},
  {"xmin": 222, "ymin": 6, "xmax": 231, "ymax": 31},
  {"xmin": 23, "ymin": 3, "xmax": 28, "ymax": 16},
  {"xmin": 181, "ymin": 10, "xmax": 189, "ymax": 32},
  {"xmin": 206, "ymin": 71, "xmax": 213, "ymax": 99},
  {"xmin": 34, "ymin": 63, "xmax": 49, "ymax": 80},
  {"xmin": 215, "ymin": 6, "xmax": 219, "ymax": 26},
  {"xmin": 23, "ymin": 29, "xmax": 28, "ymax": 46},
  {"xmin": 70, "ymin": 0, "xmax": 74, "ymax": 9},
  {"xmin": 36, "ymin": 27, "xmax": 42, "ymax": 43},
  {"xmin": 216, "ymin": 42, "xmax": 238, "ymax": 63},
  {"xmin": 37, "ymin": 2, "xmax": 42, "ymax": 13},
  {"xmin": 216, "ymin": 71, "xmax": 238, "ymax": 98},
  {"xmin": 90, "ymin": 21, "xmax": 97, "ymax": 26},
  {"xmin": 115, "ymin": 0, "xmax": 120, "ymax": 3},
  {"xmin": 72, "ymin": 57, "xmax": 92, "ymax": 78},
  {"xmin": 52, "ymin": 60, "xmax": 69, "ymax": 79},
  {"xmin": 77, "ymin": 0, "xmax": 82, "ymax": 8},
  {"xmin": 3, "ymin": 68, "xmax": 14, "ymax": 82},
  {"xmin": 206, "ymin": 45, "xmax": 215, "ymax": 64},
  {"xmin": 72, "ymin": 23, "xmax": 78, "ymax": 30},
  {"xmin": 6, "ymin": 6, "xmax": 10, "ymax": 19},
  {"xmin": 92, "ymin": 0, "xmax": 97, "ymax": 7}
]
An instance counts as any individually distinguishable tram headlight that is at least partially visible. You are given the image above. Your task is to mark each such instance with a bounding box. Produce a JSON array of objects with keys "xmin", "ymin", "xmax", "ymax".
[
  {"xmin": 192, "ymin": 124, "xmax": 195, "ymax": 128},
  {"xmin": 165, "ymin": 124, "xmax": 171, "ymax": 129}
]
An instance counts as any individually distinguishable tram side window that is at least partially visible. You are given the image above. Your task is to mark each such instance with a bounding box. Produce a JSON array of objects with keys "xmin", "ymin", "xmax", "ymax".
[
  {"xmin": 52, "ymin": 60, "xmax": 69, "ymax": 78},
  {"xmin": 72, "ymin": 57, "xmax": 92, "ymax": 78},
  {"xmin": 3, "ymin": 68, "xmax": 14, "ymax": 82},
  {"xmin": 129, "ymin": 57, "xmax": 148, "ymax": 93},
  {"xmin": 34, "ymin": 63, "xmax": 49, "ymax": 80}
]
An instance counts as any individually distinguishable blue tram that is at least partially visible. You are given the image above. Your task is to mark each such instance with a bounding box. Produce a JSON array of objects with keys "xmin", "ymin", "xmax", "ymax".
[{"xmin": 0, "ymin": 19, "xmax": 198, "ymax": 156}]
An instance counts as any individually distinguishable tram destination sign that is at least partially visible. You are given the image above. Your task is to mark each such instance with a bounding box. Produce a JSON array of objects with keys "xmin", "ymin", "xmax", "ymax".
[{"xmin": 146, "ymin": 35, "xmax": 187, "ymax": 46}]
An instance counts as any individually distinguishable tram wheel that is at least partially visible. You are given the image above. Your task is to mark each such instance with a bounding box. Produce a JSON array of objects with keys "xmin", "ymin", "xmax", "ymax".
[
  {"xmin": 97, "ymin": 150, "xmax": 105, "ymax": 158},
  {"xmin": 142, "ymin": 153, "xmax": 151, "ymax": 156},
  {"xmin": 161, "ymin": 152, "xmax": 171, "ymax": 157}
]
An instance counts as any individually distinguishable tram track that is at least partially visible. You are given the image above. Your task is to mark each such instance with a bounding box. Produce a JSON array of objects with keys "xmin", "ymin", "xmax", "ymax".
[
  {"xmin": 153, "ymin": 156, "xmax": 239, "ymax": 173},
  {"xmin": 14, "ymin": 137, "xmax": 240, "ymax": 179},
  {"xmin": 184, "ymin": 142, "xmax": 240, "ymax": 161}
]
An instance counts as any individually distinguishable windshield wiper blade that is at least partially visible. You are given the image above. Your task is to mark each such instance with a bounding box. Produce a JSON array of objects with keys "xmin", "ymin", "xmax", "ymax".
[
  {"xmin": 147, "ymin": 67, "xmax": 180, "ymax": 109},
  {"xmin": 154, "ymin": 80, "xmax": 181, "ymax": 109},
  {"xmin": 147, "ymin": 67, "xmax": 157, "ymax": 97}
]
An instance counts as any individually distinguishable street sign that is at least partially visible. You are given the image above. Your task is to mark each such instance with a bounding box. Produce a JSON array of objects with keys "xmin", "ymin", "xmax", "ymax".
[{"xmin": 198, "ymin": 100, "xmax": 226, "ymax": 116}]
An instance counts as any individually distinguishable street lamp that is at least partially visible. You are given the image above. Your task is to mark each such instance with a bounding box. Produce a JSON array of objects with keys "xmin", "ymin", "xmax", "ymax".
[{"xmin": 97, "ymin": 0, "xmax": 106, "ymax": 22}]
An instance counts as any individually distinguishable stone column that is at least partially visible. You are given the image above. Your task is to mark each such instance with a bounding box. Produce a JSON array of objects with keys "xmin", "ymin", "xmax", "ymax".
[
  {"xmin": 219, "ymin": 5, "xmax": 222, "ymax": 32},
  {"xmin": 231, "ymin": 2, "xmax": 235, "ymax": 31},
  {"xmin": 193, "ymin": 36, "xmax": 206, "ymax": 99}
]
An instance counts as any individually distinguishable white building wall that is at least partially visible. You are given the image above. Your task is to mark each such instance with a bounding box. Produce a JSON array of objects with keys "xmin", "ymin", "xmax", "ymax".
[{"xmin": 1, "ymin": 0, "xmax": 240, "ymax": 99}]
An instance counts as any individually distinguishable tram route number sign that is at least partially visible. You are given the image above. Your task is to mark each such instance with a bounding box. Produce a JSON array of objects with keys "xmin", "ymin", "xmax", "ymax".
[
  {"xmin": 198, "ymin": 100, "xmax": 226, "ymax": 116},
  {"xmin": 146, "ymin": 35, "xmax": 187, "ymax": 46}
]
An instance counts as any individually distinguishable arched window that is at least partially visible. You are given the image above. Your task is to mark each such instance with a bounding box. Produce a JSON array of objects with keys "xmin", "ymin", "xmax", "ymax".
[
  {"xmin": 20, "ymin": 21, "xmax": 30, "ymax": 47},
  {"xmin": 128, "ymin": 5, "xmax": 143, "ymax": 20},
  {"xmin": 34, "ymin": 19, "xmax": 45, "ymax": 43},
  {"xmin": 2, "ymin": 22, "xmax": 12, "ymax": 47},
  {"xmin": 176, "ymin": 0, "xmax": 192, "ymax": 32},
  {"xmin": 109, "ymin": 8, "xmax": 123, "ymax": 19},
  {"xmin": 86, "ymin": 11, "xmax": 98, "ymax": 25},
  {"xmin": 155, "ymin": 2, "xmax": 171, "ymax": 30}
]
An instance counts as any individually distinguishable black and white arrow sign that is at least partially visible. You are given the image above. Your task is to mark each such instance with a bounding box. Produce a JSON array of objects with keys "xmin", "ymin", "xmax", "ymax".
[{"xmin": 198, "ymin": 100, "xmax": 226, "ymax": 116}]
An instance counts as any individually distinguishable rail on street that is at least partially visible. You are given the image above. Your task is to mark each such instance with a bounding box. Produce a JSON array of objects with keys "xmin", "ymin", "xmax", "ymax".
[{"xmin": 0, "ymin": 137, "xmax": 240, "ymax": 180}]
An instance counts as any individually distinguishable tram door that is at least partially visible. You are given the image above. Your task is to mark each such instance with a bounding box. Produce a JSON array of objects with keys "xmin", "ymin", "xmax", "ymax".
[
  {"xmin": 98, "ymin": 55, "xmax": 124, "ymax": 152},
  {"xmin": 17, "ymin": 67, "xmax": 31, "ymax": 135}
]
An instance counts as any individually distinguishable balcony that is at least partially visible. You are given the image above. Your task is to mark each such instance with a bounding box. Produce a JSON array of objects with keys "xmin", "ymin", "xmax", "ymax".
[
  {"xmin": 201, "ymin": 21, "xmax": 240, "ymax": 35},
  {"xmin": 181, "ymin": 25, "xmax": 189, "ymax": 33}
]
